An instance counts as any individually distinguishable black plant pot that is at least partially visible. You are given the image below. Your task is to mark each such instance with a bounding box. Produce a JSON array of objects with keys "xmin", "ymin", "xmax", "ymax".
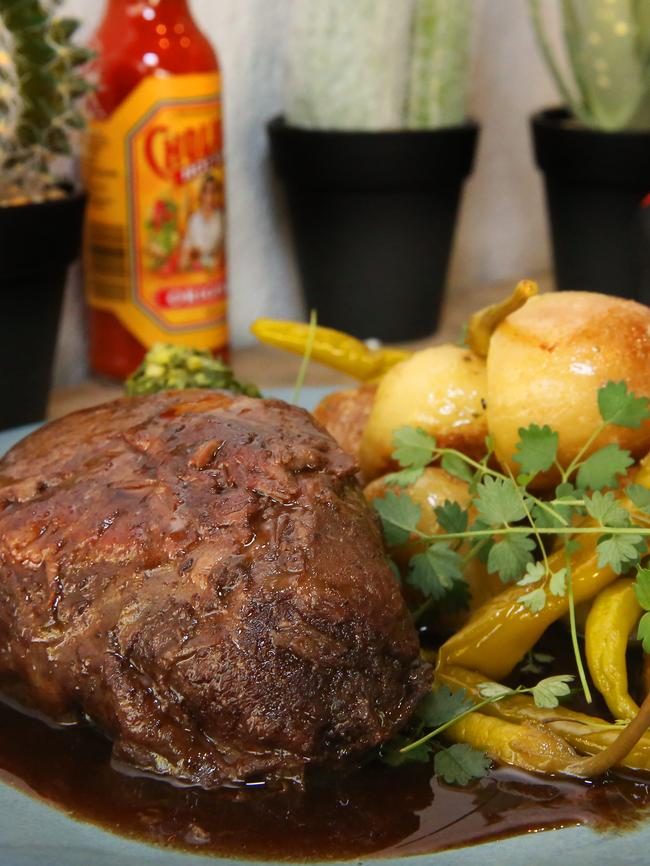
[
  {"xmin": 268, "ymin": 116, "xmax": 479, "ymax": 342},
  {"xmin": 532, "ymin": 108, "xmax": 650, "ymax": 300},
  {"xmin": 0, "ymin": 191, "xmax": 86, "ymax": 430}
]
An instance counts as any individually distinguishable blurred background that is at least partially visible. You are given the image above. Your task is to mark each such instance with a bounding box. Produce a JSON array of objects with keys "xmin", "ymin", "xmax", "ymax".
[{"xmin": 53, "ymin": 0, "xmax": 563, "ymax": 387}]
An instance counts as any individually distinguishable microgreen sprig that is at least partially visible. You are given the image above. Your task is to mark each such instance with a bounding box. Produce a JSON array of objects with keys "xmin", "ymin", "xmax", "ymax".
[
  {"xmin": 383, "ymin": 675, "xmax": 574, "ymax": 785},
  {"xmin": 292, "ymin": 309, "xmax": 318, "ymax": 405},
  {"xmin": 372, "ymin": 381, "xmax": 650, "ymax": 703}
]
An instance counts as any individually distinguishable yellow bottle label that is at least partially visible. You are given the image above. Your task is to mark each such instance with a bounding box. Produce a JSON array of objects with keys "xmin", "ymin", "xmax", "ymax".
[{"xmin": 84, "ymin": 72, "xmax": 228, "ymax": 351}]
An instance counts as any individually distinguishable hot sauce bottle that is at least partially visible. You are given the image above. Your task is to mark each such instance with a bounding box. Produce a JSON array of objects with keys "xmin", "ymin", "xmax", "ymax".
[{"xmin": 84, "ymin": 0, "xmax": 228, "ymax": 379}]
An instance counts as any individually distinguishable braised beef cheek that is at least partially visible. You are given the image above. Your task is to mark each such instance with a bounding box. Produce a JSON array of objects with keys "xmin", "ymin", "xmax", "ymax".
[{"xmin": 0, "ymin": 391, "xmax": 429, "ymax": 788}]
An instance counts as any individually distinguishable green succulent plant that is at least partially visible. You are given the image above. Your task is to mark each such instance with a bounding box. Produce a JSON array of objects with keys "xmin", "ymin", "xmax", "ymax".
[
  {"xmin": 407, "ymin": 0, "xmax": 474, "ymax": 129},
  {"xmin": 0, "ymin": 0, "xmax": 94, "ymax": 205},
  {"xmin": 529, "ymin": 0, "xmax": 650, "ymax": 131},
  {"xmin": 286, "ymin": 0, "xmax": 474, "ymax": 131}
]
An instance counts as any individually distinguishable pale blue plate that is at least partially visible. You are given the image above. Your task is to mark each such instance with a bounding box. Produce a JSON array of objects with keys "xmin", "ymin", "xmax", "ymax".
[{"xmin": 0, "ymin": 388, "xmax": 647, "ymax": 865}]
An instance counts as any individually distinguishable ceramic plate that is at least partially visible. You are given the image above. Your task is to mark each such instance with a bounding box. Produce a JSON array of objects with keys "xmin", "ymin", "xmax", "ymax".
[{"xmin": 0, "ymin": 388, "xmax": 647, "ymax": 866}]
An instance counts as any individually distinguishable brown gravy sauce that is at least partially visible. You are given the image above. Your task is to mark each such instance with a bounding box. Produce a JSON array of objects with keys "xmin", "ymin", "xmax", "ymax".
[{"xmin": 0, "ymin": 693, "xmax": 649, "ymax": 862}]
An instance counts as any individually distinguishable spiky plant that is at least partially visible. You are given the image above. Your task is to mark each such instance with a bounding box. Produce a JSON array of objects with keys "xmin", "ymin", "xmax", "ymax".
[
  {"xmin": 529, "ymin": 0, "xmax": 650, "ymax": 131},
  {"xmin": 407, "ymin": 0, "xmax": 473, "ymax": 129},
  {"xmin": 286, "ymin": 0, "xmax": 474, "ymax": 131},
  {"xmin": 0, "ymin": 0, "xmax": 93, "ymax": 205}
]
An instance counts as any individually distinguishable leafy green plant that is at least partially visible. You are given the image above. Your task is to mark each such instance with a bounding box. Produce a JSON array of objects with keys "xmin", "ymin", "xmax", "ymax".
[
  {"xmin": 529, "ymin": 0, "xmax": 650, "ymax": 130},
  {"xmin": 0, "ymin": 0, "xmax": 94, "ymax": 204},
  {"xmin": 286, "ymin": 0, "xmax": 474, "ymax": 131}
]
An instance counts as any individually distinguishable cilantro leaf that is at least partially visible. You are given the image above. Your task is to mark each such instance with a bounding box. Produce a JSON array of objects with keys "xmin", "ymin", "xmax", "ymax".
[
  {"xmin": 424, "ymin": 543, "xmax": 463, "ymax": 580},
  {"xmin": 514, "ymin": 424, "xmax": 559, "ymax": 476},
  {"xmin": 435, "ymin": 500, "xmax": 468, "ymax": 534},
  {"xmin": 627, "ymin": 483, "xmax": 650, "ymax": 513},
  {"xmin": 598, "ymin": 381, "xmax": 650, "ymax": 429},
  {"xmin": 474, "ymin": 476, "xmax": 527, "ymax": 526},
  {"xmin": 488, "ymin": 534, "xmax": 536, "ymax": 583},
  {"xmin": 638, "ymin": 612, "xmax": 650, "ymax": 653},
  {"xmin": 531, "ymin": 502, "xmax": 572, "ymax": 529},
  {"xmin": 584, "ymin": 491, "xmax": 630, "ymax": 527},
  {"xmin": 534, "ymin": 481, "xmax": 581, "ymax": 527},
  {"xmin": 517, "ymin": 561, "xmax": 545, "ymax": 586},
  {"xmin": 418, "ymin": 687, "xmax": 474, "ymax": 729},
  {"xmin": 518, "ymin": 586, "xmax": 547, "ymax": 613},
  {"xmin": 477, "ymin": 682, "xmax": 515, "ymax": 700},
  {"xmin": 556, "ymin": 482, "xmax": 577, "ymax": 497},
  {"xmin": 565, "ymin": 538, "xmax": 581, "ymax": 556},
  {"xmin": 634, "ymin": 567, "xmax": 650, "ymax": 611},
  {"xmin": 382, "ymin": 467, "xmax": 425, "ymax": 488},
  {"xmin": 408, "ymin": 544, "xmax": 463, "ymax": 599},
  {"xmin": 381, "ymin": 738, "xmax": 432, "ymax": 766},
  {"xmin": 550, "ymin": 482, "xmax": 583, "ymax": 525},
  {"xmin": 373, "ymin": 491, "xmax": 421, "ymax": 547},
  {"xmin": 441, "ymin": 453, "xmax": 475, "ymax": 485},
  {"xmin": 434, "ymin": 744, "xmax": 491, "ymax": 786},
  {"xmin": 470, "ymin": 520, "xmax": 494, "ymax": 563},
  {"xmin": 521, "ymin": 651, "xmax": 554, "ymax": 675},
  {"xmin": 576, "ymin": 444, "xmax": 633, "ymax": 491},
  {"xmin": 596, "ymin": 533, "xmax": 643, "ymax": 574},
  {"xmin": 392, "ymin": 426, "xmax": 437, "ymax": 469},
  {"xmin": 530, "ymin": 675, "xmax": 574, "ymax": 708},
  {"xmin": 549, "ymin": 567, "xmax": 567, "ymax": 597}
]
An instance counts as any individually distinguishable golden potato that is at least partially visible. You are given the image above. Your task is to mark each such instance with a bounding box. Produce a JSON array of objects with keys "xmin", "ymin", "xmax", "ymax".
[
  {"xmin": 312, "ymin": 384, "xmax": 376, "ymax": 461},
  {"xmin": 487, "ymin": 292, "xmax": 650, "ymax": 483},
  {"xmin": 359, "ymin": 345, "xmax": 488, "ymax": 480},
  {"xmin": 365, "ymin": 466, "xmax": 472, "ymax": 567},
  {"xmin": 365, "ymin": 468, "xmax": 503, "ymax": 614}
]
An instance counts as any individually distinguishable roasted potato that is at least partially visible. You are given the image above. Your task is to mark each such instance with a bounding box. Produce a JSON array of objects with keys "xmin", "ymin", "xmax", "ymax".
[
  {"xmin": 359, "ymin": 345, "xmax": 488, "ymax": 480},
  {"xmin": 365, "ymin": 466, "xmax": 472, "ymax": 567},
  {"xmin": 313, "ymin": 384, "xmax": 376, "ymax": 462},
  {"xmin": 365, "ymin": 467, "xmax": 503, "ymax": 614},
  {"xmin": 487, "ymin": 292, "xmax": 650, "ymax": 484}
]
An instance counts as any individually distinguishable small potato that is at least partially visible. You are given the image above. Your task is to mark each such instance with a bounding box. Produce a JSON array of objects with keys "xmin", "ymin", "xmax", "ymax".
[
  {"xmin": 487, "ymin": 292, "xmax": 650, "ymax": 483},
  {"xmin": 365, "ymin": 467, "xmax": 472, "ymax": 567},
  {"xmin": 313, "ymin": 384, "xmax": 376, "ymax": 461},
  {"xmin": 359, "ymin": 345, "xmax": 488, "ymax": 480},
  {"xmin": 365, "ymin": 468, "xmax": 503, "ymax": 614}
]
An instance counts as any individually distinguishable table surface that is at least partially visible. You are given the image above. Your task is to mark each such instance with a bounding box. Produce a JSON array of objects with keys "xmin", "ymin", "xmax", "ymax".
[{"xmin": 48, "ymin": 275, "xmax": 553, "ymax": 419}]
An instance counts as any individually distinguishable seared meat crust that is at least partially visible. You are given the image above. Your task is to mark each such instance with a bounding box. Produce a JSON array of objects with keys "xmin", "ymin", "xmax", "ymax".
[{"xmin": 0, "ymin": 391, "xmax": 429, "ymax": 787}]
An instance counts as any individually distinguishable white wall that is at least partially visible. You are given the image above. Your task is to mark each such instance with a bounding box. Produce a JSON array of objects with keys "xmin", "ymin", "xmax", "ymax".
[{"xmin": 54, "ymin": 0, "xmax": 560, "ymax": 385}]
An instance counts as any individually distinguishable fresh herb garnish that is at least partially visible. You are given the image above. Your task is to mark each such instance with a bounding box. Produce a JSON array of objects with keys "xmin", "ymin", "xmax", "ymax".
[
  {"xmin": 434, "ymin": 744, "xmax": 492, "ymax": 786},
  {"xmin": 292, "ymin": 309, "xmax": 318, "ymax": 405},
  {"xmin": 514, "ymin": 423, "xmax": 559, "ymax": 476},
  {"xmin": 382, "ymin": 674, "xmax": 575, "ymax": 784},
  {"xmin": 374, "ymin": 380, "xmax": 650, "ymax": 714},
  {"xmin": 634, "ymin": 567, "xmax": 650, "ymax": 652},
  {"xmin": 520, "ymin": 650, "xmax": 554, "ymax": 675},
  {"xmin": 125, "ymin": 344, "xmax": 259, "ymax": 397}
]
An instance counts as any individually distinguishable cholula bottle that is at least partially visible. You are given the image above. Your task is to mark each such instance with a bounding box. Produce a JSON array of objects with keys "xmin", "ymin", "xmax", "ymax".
[{"xmin": 84, "ymin": 0, "xmax": 228, "ymax": 379}]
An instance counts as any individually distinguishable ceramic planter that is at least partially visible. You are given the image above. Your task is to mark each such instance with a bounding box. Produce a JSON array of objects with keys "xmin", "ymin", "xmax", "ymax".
[
  {"xmin": 532, "ymin": 108, "xmax": 650, "ymax": 300},
  {"xmin": 268, "ymin": 117, "xmax": 479, "ymax": 342},
  {"xmin": 0, "ymin": 191, "xmax": 86, "ymax": 430}
]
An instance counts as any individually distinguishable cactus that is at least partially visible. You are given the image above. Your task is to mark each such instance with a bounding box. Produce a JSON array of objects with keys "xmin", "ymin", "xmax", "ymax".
[
  {"xmin": 0, "ymin": 0, "xmax": 93, "ymax": 205},
  {"xmin": 407, "ymin": 0, "xmax": 473, "ymax": 129},
  {"xmin": 529, "ymin": 0, "xmax": 650, "ymax": 131},
  {"xmin": 286, "ymin": 0, "xmax": 474, "ymax": 131}
]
